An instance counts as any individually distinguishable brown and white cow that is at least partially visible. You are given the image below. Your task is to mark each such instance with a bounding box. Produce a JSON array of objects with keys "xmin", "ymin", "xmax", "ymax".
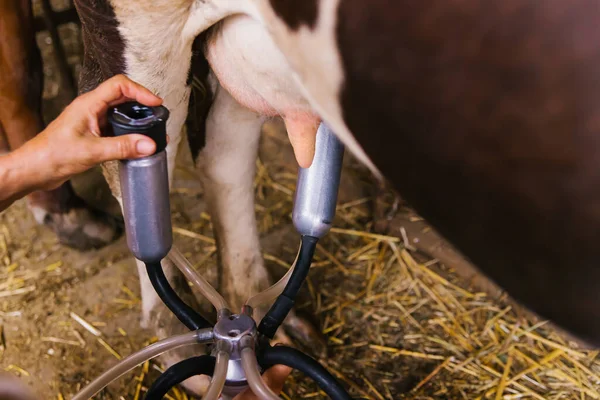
[
  {"xmin": 7, "ymin": 0, "xmax": 600, "ymax": 396},
  {"xmin": 0, "ymin": 0, "xmax": 120, "ymax": 250},
  {"xmin": 73, "ymin": 0, "xmax": 600, "ymax": 393}
]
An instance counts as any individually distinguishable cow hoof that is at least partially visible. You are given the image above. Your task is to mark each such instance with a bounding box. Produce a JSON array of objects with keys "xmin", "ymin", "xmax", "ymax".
[
  {"xmin": 373, "ymin": 182, "xmax": 403, "ymax": 235},
  {"xmin": 26, "ymin": 183, "xmax": 122, "ymax": 251},
  {"xmin": 280, "ymin": 311, "xmax": 328, "ymax": 358},
  {"xmin": 32, "ymin": 204, "xmax": 122, "ymax": 250},
  {"xmin": 252, "ymin": 305, "xmax": 327, "ymax": 357}
]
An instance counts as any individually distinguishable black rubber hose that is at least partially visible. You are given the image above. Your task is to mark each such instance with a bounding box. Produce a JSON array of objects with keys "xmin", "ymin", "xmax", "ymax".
[
  {"xmin": 146, "ymin": 262, "xmax": 212, "ymax": 331},
  {"xmin": 145, "ymin": 355, "xmax": 215, "ymax": 400},
  {"xmin": 259, "ymin": 346, "xmax": 352, "ymax": 400},
  {"xmin": 258, "ymin": 235, "xmax": 318, "ymax": 338}
]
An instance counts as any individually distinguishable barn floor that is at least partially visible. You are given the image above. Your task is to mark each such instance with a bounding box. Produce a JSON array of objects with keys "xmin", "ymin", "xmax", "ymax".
[{"xmin": 1, "ymin": 4, "xmax": 599, "ymax": 399}]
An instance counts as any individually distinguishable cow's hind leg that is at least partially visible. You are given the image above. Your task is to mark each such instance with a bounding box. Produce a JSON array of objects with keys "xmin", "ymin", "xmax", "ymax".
[
  {"xmin": 0, "ymin": 0, "xmax": 119, "ymax": 250},
  {"xmin": 99, "ymin": 126, "xmax": 212, "ymax": 397},
  {"xmin": 97, "ymin": 99, "xmax": 211, "ymax": 397},
  {"xmin": 199, "ymin": 78, "xmax": 325, "ymax": 354},
  {"xmin": 83, "ymin": 14, "xmax": 217, "ymax": 396}
]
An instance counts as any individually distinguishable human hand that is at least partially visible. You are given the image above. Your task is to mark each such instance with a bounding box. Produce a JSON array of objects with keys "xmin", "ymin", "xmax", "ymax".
[
  {"xmin": 15, "ymin": 74, "xmax": 163, "ymax": 192},
  {"xmin": 233, "ymin": 364, "xmax": 292, "ymax": 400}
]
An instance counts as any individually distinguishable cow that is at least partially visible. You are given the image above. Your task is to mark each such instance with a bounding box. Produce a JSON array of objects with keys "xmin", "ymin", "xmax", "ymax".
[
  {"xmin": 72, "ymin": 0, "xmax": 600, "ymax": 394},
  {"xmin": 6, "ymin": 0, "xmax": 600, "ymax": 396},
  {"xmin": 0, "ymin": 0, "xmax": 121, "ymax": 250}
]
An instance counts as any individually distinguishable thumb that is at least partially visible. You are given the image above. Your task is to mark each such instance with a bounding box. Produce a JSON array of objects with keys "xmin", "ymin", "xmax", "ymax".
[
  {"xmin": 260, "ymin": 364, "xmax": 293, "ymax": 393},
  {"xmin": 233, "ymin": 364, "xmax": 292, "ymax": 400},
  {"xmin": 90, "ymin": 134, "xmax": 156, "ymax": 163}
]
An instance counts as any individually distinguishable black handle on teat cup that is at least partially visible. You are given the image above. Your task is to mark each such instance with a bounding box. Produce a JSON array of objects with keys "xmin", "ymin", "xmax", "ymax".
[
  {"xmin": 107, "ymin": 102, "xmax": 173, "ymax": 264},
  {"xmin": 109, "ymin": 101, "xmax": 169, "ymax": 154}
]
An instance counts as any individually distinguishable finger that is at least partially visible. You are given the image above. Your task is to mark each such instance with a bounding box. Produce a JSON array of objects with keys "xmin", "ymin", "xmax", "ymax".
[
  {"xmin": 261, "ymin": 364, "xmax": 293, "ymax": 394},
  {"xmin": 104, "ymin": 75, "xmax": 162, "ymax": 106},
  {"xmin": 233, "ymin": 364, "xmax": 293, "ymax": 400},
  {"xmin": 88, "ymin": 134, "xmax": 156, "ymax": 164},
  {"xmin": 79, "ymin": 75, "xmax": 163, "ymax": 114},
  {"xmin": 284, "ymin": 116, "xmax": 319, "ymax": 168}
]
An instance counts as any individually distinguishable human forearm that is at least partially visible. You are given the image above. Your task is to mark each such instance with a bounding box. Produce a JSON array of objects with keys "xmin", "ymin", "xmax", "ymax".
[
  {"xmin": 0, "ymin": 152, "xmax": 33, "ymax": 211},
  {"xmin": 0, "ymin": 145, "xmax": 48, "ymax": 212},
  {"xmin": 0, "ymin": 75, "xmax": 163, "ymax": 213}
]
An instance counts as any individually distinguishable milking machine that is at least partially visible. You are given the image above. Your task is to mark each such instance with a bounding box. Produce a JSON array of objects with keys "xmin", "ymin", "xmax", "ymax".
[{"xmin": 71, "ymin": 102, "xmax": 352, "ymax": 400}]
